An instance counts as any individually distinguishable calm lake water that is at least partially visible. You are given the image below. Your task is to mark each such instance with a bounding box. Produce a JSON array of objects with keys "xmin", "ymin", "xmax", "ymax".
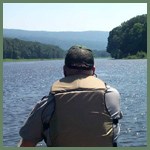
[{"xmin": 3, "ymin": 59, "xmax": 147, "ymax": 147}]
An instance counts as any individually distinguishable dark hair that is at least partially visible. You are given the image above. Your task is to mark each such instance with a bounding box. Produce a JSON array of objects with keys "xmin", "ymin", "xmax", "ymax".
[{"xmin": 65, "ymin": 45, "xmax": 94, "ymax": 70}]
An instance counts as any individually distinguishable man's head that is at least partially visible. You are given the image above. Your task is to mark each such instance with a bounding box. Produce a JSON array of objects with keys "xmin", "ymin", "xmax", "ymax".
[{"xmin": 64, "ymin": 45, "xmax": 95, "ymax": 76}]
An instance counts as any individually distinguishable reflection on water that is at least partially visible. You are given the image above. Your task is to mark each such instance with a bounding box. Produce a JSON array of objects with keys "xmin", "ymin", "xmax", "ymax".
[{"xmin": 3, "ymin": 59, "xmax": 147, "ymax": 146}]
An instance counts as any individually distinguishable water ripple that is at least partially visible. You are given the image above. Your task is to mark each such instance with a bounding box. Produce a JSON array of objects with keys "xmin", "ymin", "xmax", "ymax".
[{"xmin": 3, "ymin": 59, "xmax": 147, "ymax": 147}]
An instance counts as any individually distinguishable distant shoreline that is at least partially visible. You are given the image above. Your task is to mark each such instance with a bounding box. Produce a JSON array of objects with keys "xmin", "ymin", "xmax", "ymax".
[
  {"xmin": 3, "ymin": 58, "xmax": 64, "ymax": 62},
  {"xmin": 3, "ymin": 57, "xmax": 146, "ymax": 62},
  {"xmin": 3, "ymin": 57, "xmax": 112, "ymax": 62}
]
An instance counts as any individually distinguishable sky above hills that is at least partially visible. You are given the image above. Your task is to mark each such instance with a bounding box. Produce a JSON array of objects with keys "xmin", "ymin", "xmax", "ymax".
[{"xmin": 3, "ymin": 3, "xmax": 147, "ymax": 32}]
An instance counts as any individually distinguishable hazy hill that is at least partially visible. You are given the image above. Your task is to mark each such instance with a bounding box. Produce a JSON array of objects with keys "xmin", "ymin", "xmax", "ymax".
[{"xmin": 3, "ymin": 29, "xmax": 109, "ymax": 50}]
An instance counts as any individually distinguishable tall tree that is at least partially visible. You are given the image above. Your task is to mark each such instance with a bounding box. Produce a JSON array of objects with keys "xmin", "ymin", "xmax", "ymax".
[{"xmin": 107, "ymin": 14, "xmax": 147, "ymax": 59}]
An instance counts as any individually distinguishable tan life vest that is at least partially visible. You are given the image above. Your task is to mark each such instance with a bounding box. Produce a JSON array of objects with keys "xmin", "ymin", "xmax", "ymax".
[{"xmin": 50, "ymin": 75, "xmax": 113, "ymax": 147}]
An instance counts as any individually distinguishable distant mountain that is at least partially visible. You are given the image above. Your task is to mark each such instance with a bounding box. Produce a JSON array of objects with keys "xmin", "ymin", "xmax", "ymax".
[{"xmin": 3, "ymin": 29, "xmax": 109, "ymax": 50}]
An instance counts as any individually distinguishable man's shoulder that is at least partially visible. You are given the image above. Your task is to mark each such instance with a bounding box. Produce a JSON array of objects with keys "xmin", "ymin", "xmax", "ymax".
[
  {"xmin": 105, "ymin": 85, "xmax": 120, "ymax": 95},
  {"xmin": 31, "ymin": 94, "xmax": 55, "ymax": 113},
  {"xmin": 40, "ymin": 94, "xmax": 55, "ymax": 102}
]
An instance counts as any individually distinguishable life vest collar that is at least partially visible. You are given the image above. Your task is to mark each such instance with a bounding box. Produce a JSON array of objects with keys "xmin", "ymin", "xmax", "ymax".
[{"xmin": 51, "ymin": 75, "xmax": 106, "ymax": 94}]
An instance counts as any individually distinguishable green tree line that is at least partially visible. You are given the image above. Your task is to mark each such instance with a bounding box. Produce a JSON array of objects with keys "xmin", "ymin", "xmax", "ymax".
[
  {"xmin": 107, "ymin": 14, "xmax": 147, "ymax": 59},
  {"xmin": 3, "ymin": 38, "xmax": 65, "ymax": 59},
  {"xmin": 3, "ymin": 37, "xmax": 110, "ymax": 59}
]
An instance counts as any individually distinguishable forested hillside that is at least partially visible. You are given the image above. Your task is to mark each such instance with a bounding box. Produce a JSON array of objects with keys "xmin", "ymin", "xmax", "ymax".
[
  {"xmin": 107, "ymin": 14, "xmax": 147, "ymax": 59},
  {"xmin": 3, "ymin": 38, "xmax": 65, "ymax": 59},
  {"xmin": 3, "ymin": 38, "xmax": 110, "ymax": 59}
]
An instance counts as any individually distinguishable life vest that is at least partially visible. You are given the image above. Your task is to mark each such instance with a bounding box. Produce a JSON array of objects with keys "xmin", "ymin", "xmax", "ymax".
[{"xmin": 50, "ymin": 75, "xmax": 113, "ymax": 147}]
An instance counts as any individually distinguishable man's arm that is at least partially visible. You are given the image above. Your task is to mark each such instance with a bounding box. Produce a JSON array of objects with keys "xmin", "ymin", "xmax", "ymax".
[
  {"xmin": 18, "ymin": 95, "xmax": 55, "ymax": 147},
  {"xmin": 105, "ymin": 85, "xmax": 123, "ymax": 146},
  {"xmin": 105, "ymin": 85, "xmax": 123, "ymax": 119}
]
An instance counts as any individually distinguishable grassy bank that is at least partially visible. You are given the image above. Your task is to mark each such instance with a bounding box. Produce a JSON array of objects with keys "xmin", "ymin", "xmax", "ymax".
[
  {"xmin": 3, "ymin": 58, "xmax": 64, "ymax": 62},
  {"xmin": 3, "ymin": 57, "xmax": 112, "ymax": 62},
  {"xmin": 125, "ymin": 51, "xmax": 147, "ymax": 59}
]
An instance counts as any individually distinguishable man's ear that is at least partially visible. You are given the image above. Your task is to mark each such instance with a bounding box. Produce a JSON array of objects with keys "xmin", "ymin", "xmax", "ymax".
[
  {"xmin": 92, "ymin": 66, "xmax": 95, "ymax": 75},
  {"xmin": 63, "ymin": 65, "xmax": 67, "ymax": 77}
]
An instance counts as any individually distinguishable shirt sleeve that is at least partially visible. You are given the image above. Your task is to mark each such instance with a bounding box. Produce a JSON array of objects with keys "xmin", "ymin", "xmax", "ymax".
[
  {"xmin": 105, "ymin": 85, "xmax": 123, "ymax": 120},
  {"xmin": 19, "ymin": 94, "xmax": 55, "ymax": 143}
]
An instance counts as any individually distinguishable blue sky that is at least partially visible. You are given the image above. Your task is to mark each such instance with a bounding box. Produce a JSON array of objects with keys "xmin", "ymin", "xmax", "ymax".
[{"xmin": 3, "ymin": 3, "xmax": 147, "ymax": 32}]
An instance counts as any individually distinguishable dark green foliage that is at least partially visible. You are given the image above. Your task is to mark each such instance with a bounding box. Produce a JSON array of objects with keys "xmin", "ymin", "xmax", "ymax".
[
  {"xmin": 3, "ymin": 38, "xmax": 65, "ymax": 59},
  {"xmin": 126, "ymin": 51, "xmax": 147, "ymax": 59},
  {"xmin": 107, "ymin": 14, "xmax": 147, "ymax": 59},
  {"xmin": 92, "ymin": 50, "xmax": 110, "ymax": 58}
]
